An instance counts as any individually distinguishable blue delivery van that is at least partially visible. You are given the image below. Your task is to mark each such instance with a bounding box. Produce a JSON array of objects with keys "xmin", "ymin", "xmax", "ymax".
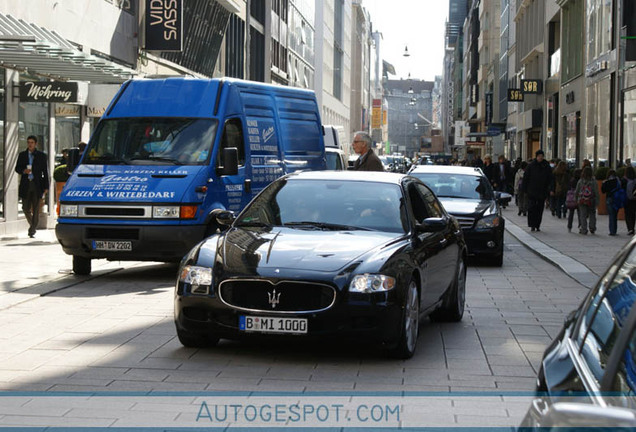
[{"xmin": 56, "ymin": 78, "xmax": 326, "ymax": 275}]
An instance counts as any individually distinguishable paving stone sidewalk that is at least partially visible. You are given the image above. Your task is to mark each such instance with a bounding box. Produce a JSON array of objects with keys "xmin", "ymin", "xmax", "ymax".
[{"xmin": 502, "ymin": 203, "xmax": 632, "ymax": 283}]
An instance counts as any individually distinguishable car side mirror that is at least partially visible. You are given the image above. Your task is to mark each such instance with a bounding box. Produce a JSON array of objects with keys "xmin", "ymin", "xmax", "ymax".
[
  {"xmin": 497, "ymin": 192, "xmax": 512, "ymax": 205},
  {"xmin": 216, "ymin": 210, "xmax": 235, "ymax": 227},
  {"xmin": 416, "ymin": 217, "xmax": 446, "ymax": 233},
  {"xmin": 541, "ymin": 402, "xmax": 636, "ymax": 428},
  {"xmin": 346, "ymin": 166, "xmax": 356, "ymax": 171},
  {"xmin": 218, "ymin": 147, "xmax": 239, "ymax": 176}
]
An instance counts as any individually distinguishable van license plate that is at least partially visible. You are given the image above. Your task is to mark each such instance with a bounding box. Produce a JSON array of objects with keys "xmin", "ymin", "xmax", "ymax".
[
  {"xmin": 239, "ymin": 316, "xmax": 308, "ymax": 334},
  {"xmin": 92, "ymin": 240, "xmax": 132, "ymax": 251}
]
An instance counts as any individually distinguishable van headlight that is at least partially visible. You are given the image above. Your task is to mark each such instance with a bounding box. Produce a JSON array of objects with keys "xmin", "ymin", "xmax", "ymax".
[
  {"xmin": 179, "ymin": 265, "xmax": 213, "ymax": 295},
  {"xmin": 59, "ymin": 204, "xmax": 78, "ymax": 217},
  {"xmin": 350, "ymin": 274, "xmax": 396, "ymax": 293},
  {"xmin": 475, "ymin": 215, "xmax": 500, "ymax": 230},
  {"xmin": 153, "ymin": 206, "xmax": 180, "ymax": 218}
]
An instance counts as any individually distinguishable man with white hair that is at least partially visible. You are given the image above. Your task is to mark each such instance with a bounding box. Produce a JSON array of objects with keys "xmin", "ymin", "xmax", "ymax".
[{"xmin": 352, "ymin": 132, "xmax": 384, "ymax": 172}]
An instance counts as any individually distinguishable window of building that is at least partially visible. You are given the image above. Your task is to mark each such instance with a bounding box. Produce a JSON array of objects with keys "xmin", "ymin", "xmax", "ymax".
[
  {"xmin": 586, "ymin": 0, "xmax": 613, "ymax": 61},
  {"xmin": 624, "ymin": 87, "xmax": 636, "ymax": 164},
  {"xmin": 225, "ymin": 14, "xmax": 245, "ymax": 79},
  {"xmin": 250, "ymin": 0, "xmax": 266, "ymax": 24},
  {"xmin": 0, "ymin": 71, "xmax": 4, "ymax": 219},
  {"xmin": 333, "ymin": 0, "xmax": 344, "ymax": 101},
  {"xmin": 562, "ymin": 0, "xmax": 583, "ymax": 83},
  {"xmin": 585, "ymin": 76, "xmax": 611, "ymax": 165},
  {"xmin": 249, "ymin": 28, "xmax": 265, "ymax": 82}
]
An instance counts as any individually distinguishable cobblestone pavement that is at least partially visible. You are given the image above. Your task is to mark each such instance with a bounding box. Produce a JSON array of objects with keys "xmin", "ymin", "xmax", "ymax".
[{"xmin": 0, "ymin": 236, "xmax": 588, "ymax": 396}]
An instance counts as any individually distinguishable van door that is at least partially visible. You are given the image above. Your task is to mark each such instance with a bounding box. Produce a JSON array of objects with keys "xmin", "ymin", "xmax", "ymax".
[{"xmin": 216, "ymin": 118, "xmax": 251, "ymax": 213}]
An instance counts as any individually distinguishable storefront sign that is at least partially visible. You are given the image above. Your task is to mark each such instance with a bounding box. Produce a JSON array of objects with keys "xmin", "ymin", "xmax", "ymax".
[
  {"xmin": 485, "ymin": 92, "xmax": 493, "ymax": 125},
  {"xmin": 20, "ymin": 81, "xmax": 78, "ymax": 103},
  {"xmin": 466, "ymin": 141, "xmax": 485, "ymax": 146},
  {"xmin": 145, "ymin": 0, "xmax": 183, "ymax": 51},
  {"xmin": 55, "ymin": 104, "xmax": 81, "ymax": 117},
  {"xmin": 371, "ymin": 107, "xmax": 382, "ymax": 129},
  {"xmin": 508, "ymin": 88, "xmax": 524, "ymax": 102},
  {"xmin": 87, "ymin": 84, "xmax": 121, "ymax": 118},
  {"xmin": 585, "ymin": 60, "xmax": 609, "ymax": 78},
  {"xmin": 521, "ymin": 79, "xmax": 543, "ymax": 94}
]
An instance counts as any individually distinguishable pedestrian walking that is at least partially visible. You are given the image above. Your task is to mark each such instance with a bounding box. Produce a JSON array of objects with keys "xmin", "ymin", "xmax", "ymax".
[
  {"xmin": 552, "ymin": 161, "xmax": 570, "ymax": 219},
  {"xmin": 494, "ymin": 155, "xmax": 512, "ymax": 194},
  {"xmin": 351, "ymin": 132, "xmax": 384, "ymax": 172},
  {"xmin": 14, "ymin": 135, "xmax": 49, "ymax": 238},
  {"xmin": 601, "ymin": 169, "xmax": 626, "ymax": 236},
  {"xmin": 624, "ymin": 166, "xmax": 636, "ymax": 235},
  {"xmin": 576, "ymin": 166, "xmax": 599, "ymax": 235},
  {"xmin": 482, "ymin": 155, "xmax": 496, "ymax": 188},
  {"xmin": 514, "ymin": 161, "xmax": 528, "ymax": 216},
  {"xmin": 566, "ymin": 169, "xmax": 581, "ymax": 232},
  {"xmin": 522, "ymin": 150, "xmax": 553, "ymax": 232}
]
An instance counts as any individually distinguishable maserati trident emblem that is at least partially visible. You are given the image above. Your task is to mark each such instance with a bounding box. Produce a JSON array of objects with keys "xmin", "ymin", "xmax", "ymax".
[{"xmin": 268, "ymin": 289, "xmax": 281, "ymax": 309}]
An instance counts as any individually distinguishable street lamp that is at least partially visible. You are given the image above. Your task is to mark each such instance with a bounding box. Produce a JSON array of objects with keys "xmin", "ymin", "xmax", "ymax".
[{"xmin": 403, "ymin": 45, "xmax": 410, "ymax": 57}]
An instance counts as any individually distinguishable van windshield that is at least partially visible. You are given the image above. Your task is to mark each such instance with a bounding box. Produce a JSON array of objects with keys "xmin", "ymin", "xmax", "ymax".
[{"xmin": 83, "ymin": 118, "xmax": 218, "ymax": 165}]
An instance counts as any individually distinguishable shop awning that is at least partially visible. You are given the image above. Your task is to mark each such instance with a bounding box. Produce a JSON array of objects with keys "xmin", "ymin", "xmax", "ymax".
[{"xmin": 0, "ymin": 14, "xmax": 137, "ymax": 83}]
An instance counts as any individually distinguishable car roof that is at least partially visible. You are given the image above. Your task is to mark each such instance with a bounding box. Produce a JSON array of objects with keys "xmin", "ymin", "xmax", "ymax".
[
  {"xmin": 286, "ymin": 170, "xmax": 407, "ymax": 185},
  {"xmin": 410, "ymin": 165, "xmax": 485, "ymax": 177}
]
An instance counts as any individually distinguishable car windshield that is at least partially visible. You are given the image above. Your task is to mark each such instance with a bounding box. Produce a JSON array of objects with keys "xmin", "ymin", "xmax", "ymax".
[
  {"xmin": 83, "ymin": 118, "xmax": 218, "ymax": 165},
  {"xmin": 237, "ymin": 179, "xmax": 408, "ymax": 233},
  {"xmin": 411, "ymin": 172, "xmax": 495, "ymax": 200}
]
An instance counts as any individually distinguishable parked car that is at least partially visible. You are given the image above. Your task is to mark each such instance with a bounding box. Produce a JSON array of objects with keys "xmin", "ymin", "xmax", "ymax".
[
  {"xmin": 520, "ymin": 236, "xmax": 636, "ymax": 429},
  {"xmin": 325, "ymin": 147, "xmax": 347, "ymax": 170},
  {"xmin": 174, "ymin": 171, "xmax": 467, "ymax": 359},
  {"xmin": 56, "ymin": 77, "xmax": 326, "ymax": 276},
  {"xmin": 408, "ymin": 165, "xmax": 510, "ymax": 266}
]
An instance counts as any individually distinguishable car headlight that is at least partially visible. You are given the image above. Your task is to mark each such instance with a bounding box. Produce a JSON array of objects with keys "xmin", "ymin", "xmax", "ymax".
[
  {"xmin": 179, "ymin": 265, "xmax": 212, "ymax": 295},
  {"xmin": 350, "ymin": 274, "xmax": 396, "ymax": 293},
  {"xmin": 475, "ymin": 215, "xmax": 501, "ymax": 230},
  {"xmin": 59, "ymin": 204, "xmax": 78, "ymax": 217},
  {"xmin": 153, "ymin": 206, "xmax": 180, "ymax": 218}
]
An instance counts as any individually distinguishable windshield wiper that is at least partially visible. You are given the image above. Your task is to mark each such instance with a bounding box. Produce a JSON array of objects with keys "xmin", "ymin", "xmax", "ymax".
[
  {"xmin": 284, "ymin": 221, "xmax": 373, "ymax": 231},
  {"xmin": 85, "ymin": 155, "xmax": 128, "ymax": 165},
  {"xmin": 236, "ymin": 221, "xmax": 273, "ymax": 228},
  {"xmin": 129, "ymin": 156, "xmax": 183, "ymax": 165}
]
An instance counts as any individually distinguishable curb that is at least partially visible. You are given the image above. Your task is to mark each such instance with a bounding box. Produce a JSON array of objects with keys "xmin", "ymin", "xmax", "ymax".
[{"xmin": 504, "ymin": 219, "xmax": 598, "ymax": 289}]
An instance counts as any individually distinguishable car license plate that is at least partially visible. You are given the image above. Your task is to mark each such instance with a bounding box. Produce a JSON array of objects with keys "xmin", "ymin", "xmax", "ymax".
[
  {"xmin": 92, "ymin": 240, "xmax": 132, "ymax": 251},
  {"xmin": 239, "ymin": 316, "xmax": 308, "ymax": 334}
]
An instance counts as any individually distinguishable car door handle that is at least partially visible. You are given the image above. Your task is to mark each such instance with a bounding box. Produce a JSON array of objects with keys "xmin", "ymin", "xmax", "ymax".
[{"xmin": 439, "ymin": 238, "xmax": 448, "ymax": 246}]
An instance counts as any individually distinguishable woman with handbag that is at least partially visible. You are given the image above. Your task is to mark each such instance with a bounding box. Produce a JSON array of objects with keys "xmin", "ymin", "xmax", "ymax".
[{"xmin": 566, "ymin": 169, "xmax": 581, "ymax": 233}]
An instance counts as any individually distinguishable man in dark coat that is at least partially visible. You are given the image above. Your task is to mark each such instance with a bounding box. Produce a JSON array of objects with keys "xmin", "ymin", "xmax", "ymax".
[
  {"xmin": 522, "ymin": 149, "xmax": 553, "ymax": 232},
  {"xmin": 493, "ymin": 155, "xmax": 513, "ymax": 193},
  {"xmin": 14, "ymin": 135, "xmax": 49, "ymax": 237},
  {"xmin": 352, "ymin": 132, "xmax": 384, "ymax": 172}
]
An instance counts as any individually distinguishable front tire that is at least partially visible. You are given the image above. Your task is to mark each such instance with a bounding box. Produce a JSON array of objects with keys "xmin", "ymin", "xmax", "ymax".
[
  {"xmin": 73, "ymin": 255, "xmax": 91, "ymax": 276},
  {"xmin": 176, "ymin": 328, "xmax": 219, "ymax": 348},
  {"xmin": 431, "ymin": 257, "xmax": 466, "ymax": 322},
  {"xmin": 388, "ymin": 279, "xmax": 419, "ymax": 359}
]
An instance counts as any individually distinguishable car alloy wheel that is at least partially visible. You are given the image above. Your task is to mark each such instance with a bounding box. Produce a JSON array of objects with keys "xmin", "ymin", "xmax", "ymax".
[
  {"xmin": 389, "ymin": 279, "xmax": 419, "ymax": 359},
  {"xmin": 404, "ymin": 280, "xmax": 419, "ymax": 353},
  {"xmin": 431, "ymin": 257, "xmax": 466, "ymax": 322}
]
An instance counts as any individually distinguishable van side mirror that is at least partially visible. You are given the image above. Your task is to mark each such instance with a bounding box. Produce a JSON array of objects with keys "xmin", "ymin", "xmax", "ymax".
[{"xmin": 218, "ymin": 147, "xmax": 239, "ymax": 176}]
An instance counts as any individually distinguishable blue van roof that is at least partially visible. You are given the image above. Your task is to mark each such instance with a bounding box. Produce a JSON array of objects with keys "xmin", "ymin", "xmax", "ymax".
[{"xmin": 104, "ymin": 78, "xmax": 317, "ymax": 119}]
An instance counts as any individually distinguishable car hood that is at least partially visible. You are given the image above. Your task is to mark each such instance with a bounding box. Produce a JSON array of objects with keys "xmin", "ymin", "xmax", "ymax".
[
  {"xmin": 438, "ymin": 198, "xmax": 495, "ymax": 216},
  {"xmin": 219, "ymin": 227, "xmax": 401, "ymax": 273}
]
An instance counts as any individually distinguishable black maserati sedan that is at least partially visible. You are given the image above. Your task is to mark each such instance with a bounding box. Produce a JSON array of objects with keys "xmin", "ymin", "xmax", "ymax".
[
  {"xmin": 174, "ymin": 171, "xmax": 467, "ymax": 358},
  {"xmin": 409, "ymin": 165, "xmax": 510, "ymax": 266},
  {"xmin": 520, "ymin": 236, "xmax": 636, "ymax": 429}
]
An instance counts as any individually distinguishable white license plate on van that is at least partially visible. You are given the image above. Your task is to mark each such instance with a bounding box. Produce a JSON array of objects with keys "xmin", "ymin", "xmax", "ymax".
[
  {"xmin": 239, "ymin": 316, "xmax": 308, "ymax": 334},
  {"xmin": 92, "ymin": 240, "xmax": 132, "ymax": 251}
]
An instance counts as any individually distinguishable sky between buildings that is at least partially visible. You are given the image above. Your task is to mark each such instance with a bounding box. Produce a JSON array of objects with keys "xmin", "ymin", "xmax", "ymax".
[{"xmin": 363, "ymin": 0, "xmax": 449, "ymax": 81}]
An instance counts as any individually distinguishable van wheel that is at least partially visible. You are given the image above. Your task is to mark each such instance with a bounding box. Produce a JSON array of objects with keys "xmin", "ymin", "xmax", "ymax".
[
  {"xmin": 73, "ymin": 256, "xmax": 91, "ymax": 276},
  {"xmin": 176, "ymin": 328, "xmax": 219, "ymax": 348}
]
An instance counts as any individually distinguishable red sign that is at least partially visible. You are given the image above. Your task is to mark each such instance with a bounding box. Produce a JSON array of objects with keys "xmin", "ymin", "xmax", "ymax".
[
  {"xmin": 372, "ymin": 98, "xmax": 382, "ymax": 108},
  {"xmin": 466, "ymin": 141, "xmax": 485, "ymax": 146}
]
